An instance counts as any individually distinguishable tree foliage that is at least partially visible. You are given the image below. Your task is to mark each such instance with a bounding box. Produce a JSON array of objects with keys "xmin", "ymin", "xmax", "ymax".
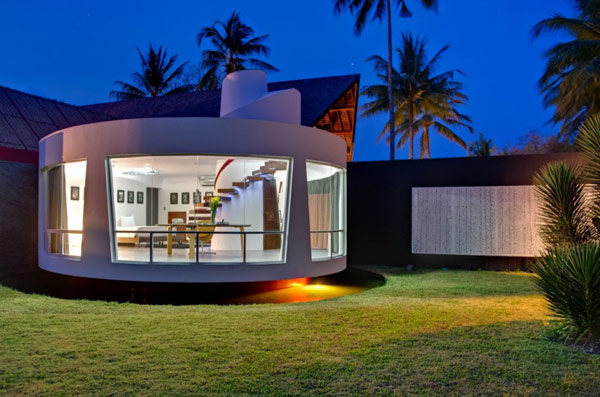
[
  {"xmin": 361, "ymin": 33, "xmax": 472, "ymax": 159},
  {"xmin": 110, "ymin": 44, "xmax": 189, "ymax": 101},
  {"xmin": 196, "ymin": 11, "xmax": 277, "ymax": 89}
]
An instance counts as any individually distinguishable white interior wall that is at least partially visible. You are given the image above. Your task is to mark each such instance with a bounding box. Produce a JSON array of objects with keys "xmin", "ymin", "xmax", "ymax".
[
  {"xmin": 112, "ymin": 176, "xmax": 150, "ymax": 227},
  {"xmin": 157, "ymin": 175, "xmax": 199, "ymax": 224},
  {"xmin": 212, "ymin": 159, "xmax": 264, "ymax": 251},
  {"xmin": 64, "ymin": 161, "xmax": 86, "ymax": 255}
]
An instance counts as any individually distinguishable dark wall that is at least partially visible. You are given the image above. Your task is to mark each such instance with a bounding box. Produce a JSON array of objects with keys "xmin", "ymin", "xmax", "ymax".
[
  {"xmin": 0, "ymin": 160, "xmax": 38, "ymax": 276},
  {"xmin": 347, "ymin": 153, "xmax": 581, "ymax": 269}
]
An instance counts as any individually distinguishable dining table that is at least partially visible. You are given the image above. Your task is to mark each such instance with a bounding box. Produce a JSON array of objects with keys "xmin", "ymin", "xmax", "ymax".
[{"xmin": 158, "ymin": 223, "xmax": 251, "ymax": 258}]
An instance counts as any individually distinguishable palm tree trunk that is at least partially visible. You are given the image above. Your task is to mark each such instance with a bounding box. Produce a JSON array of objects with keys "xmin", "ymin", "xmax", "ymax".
[
  {"xmin": 408, "ymin": 99, "xmax": 414, "ymax": 159},
  {"xmin": 386, "ymin": 0, "xmax": 395, "ymax": 161},
  {"xmin": 425, "ymin": 126, "xmax": 430, "ymax": 158}
]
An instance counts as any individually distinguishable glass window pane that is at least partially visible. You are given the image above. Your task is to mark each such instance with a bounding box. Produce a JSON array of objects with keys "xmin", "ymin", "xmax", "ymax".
[
  {"xmin": 306, "ymin": 161, "xmax": 346, "ymax": 260},
  {"xmin": 107, "ymin": 155, "xmax": 290, "ymax": 264},
  {"xmin": 44, "ymin": 160, "xmax": 87, "ymax": 257}
]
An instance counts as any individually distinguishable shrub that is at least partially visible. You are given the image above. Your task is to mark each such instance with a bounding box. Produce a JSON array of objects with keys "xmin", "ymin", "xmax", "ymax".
[
  {"xmin": 532, "ymin": 244, "xmax": 600, "ymax": 344},
  {"xmin": 533, "ymin": 161, "xmax": 594, "ymax": 247}
]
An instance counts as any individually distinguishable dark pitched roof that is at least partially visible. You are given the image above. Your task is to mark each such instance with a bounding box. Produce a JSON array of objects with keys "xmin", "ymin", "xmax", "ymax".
[
  {"xmin": 82, "ymin": 74, "xmax": 360, "ymax": 127},
  {"xmin": 0, "ymin": 74, "xmax": 359, "ymax": 155},
  {"xmin": 0, "ymin": 86, "xmax": 113, "ymax": 151}
]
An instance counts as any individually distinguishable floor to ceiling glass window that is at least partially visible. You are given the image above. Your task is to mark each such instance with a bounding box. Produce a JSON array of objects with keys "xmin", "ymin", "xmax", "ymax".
[
  {"xmin": 306, "ymin": 161, "xmax": 346, "ymax": 260},
  {"xmin": 107, "ymin": 155, "xmax": 291, "ymax": 264},
  {"xmin": 44, "ymin": 160, "xmax": 87, "ymax": 258}
]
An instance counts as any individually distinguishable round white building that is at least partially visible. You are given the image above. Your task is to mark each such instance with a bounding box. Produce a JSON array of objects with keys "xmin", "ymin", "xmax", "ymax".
[{"xmin": 38, "ymin": 71, "xmax": 347, "ymax": 283}]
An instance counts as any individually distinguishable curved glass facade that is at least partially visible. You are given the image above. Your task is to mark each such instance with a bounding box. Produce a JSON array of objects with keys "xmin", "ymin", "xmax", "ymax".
[
  {"xmin": 106, "ymin": 155, "xmax": 292, "ymax": 264},
  {"xmin": 43, "ymin": 160, "xmax": 87, "ymax": 258},
  {"xmin": 306, "ymin": 161, "xmax": 346, "ymax": 260}
]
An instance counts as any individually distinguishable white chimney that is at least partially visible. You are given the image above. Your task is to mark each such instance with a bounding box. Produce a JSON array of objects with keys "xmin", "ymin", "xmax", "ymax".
[{"xmin": 220, "ymin": 70, "xmax": 301, "ymax": 125}]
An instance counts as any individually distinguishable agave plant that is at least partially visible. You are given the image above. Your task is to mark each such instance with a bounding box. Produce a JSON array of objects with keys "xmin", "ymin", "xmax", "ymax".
[
  {"xmin": 533, "ymin": 161, "xmax": 594, "ymax": 247},
  {"xmin": 533, "ymin": 244, "xmax": 600, "ymax": 344},
  {"xmin": 577, "ymin": 113, "xmax": 600, "ymax": 221}
]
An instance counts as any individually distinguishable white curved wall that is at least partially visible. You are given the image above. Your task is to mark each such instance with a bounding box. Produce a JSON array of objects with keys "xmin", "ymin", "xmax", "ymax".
[{"xmin": 38, "ymin": 117, "xmax": 347, "ymax": 283}]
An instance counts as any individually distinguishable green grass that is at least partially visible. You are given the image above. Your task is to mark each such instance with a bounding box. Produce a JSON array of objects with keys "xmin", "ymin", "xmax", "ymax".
[{"xmin": 1, "ymin": 267, "xmax": 599, "ymax": 395}]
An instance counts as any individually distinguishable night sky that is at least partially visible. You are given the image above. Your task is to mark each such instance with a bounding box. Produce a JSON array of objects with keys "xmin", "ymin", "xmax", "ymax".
[{"xmin": 0, "ymin": 0, "xmax": 574, "ymax": 161}]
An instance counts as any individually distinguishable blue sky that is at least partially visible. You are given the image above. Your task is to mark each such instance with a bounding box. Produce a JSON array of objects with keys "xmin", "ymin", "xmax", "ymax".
[{"xmin": 0, "ymin": 0, "xmax": 574, "ymax": 160}]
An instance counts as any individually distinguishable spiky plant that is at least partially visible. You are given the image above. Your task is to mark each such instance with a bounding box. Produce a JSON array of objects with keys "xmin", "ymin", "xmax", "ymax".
[
  {"xmin": 577, "ymin": 113, "xmax": 600, "ymax": 221},
  {"xmin": 533, "ymin": 161, "xmax": 594, "ymax": 247},
  {"xmin": 533, "ymin": 243, "xmax": 600, "ymax": 345}
]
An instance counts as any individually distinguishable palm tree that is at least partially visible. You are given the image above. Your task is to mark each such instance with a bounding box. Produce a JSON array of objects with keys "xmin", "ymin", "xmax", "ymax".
[
  {"xmin": 468, "ymin": 133, "xmax": 494, "ymax": 157},
  {"xmin": 110, "ymin": 44, "xmax": 189, "ymax": 101},
  {"xmin": 197, "ymin": 11, "xmax": 278, "ymax": 88},
  {"xmin": 533, "ymin": 0, "xmax": 600, "ymax": 136},
  {"xmin": 362, "ymin": 34, "xmax": 470, "ymax": 159},
  {"xmin": 333, "ymin": 0, "xmax": 438, "ymax": 160}
]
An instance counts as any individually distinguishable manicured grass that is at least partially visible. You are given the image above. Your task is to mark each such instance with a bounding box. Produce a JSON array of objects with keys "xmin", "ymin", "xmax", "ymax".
[{"xmin": 1, "ymin": 267, "xmax": 599, "ymax": 395}]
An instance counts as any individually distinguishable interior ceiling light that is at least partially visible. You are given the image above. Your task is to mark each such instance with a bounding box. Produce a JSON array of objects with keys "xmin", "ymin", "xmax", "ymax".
[{"xmin": 122, "ymin": 168, "xmax": 159, "ymax": 176}]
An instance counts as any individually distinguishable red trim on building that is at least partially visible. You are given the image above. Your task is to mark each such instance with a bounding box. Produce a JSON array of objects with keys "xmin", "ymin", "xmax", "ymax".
[{"xmin": 0, "ymin": 147, "xmax": 38, "ymax": 164}]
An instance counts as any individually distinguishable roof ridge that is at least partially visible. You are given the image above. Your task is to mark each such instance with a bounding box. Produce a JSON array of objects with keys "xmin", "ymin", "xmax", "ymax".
[
  {"xmin": 0, "ymin": 85, "xmax": 79, "ymax": 108},
  {"xmin": 269, "ymin": 74, "xmax": 360, "ymax": 86}
]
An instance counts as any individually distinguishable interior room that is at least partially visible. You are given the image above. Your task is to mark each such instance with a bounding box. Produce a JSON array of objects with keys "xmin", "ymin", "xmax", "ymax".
[{"xmin": 107, "ymin": 154, "xmax": 291, "ymax": 264}]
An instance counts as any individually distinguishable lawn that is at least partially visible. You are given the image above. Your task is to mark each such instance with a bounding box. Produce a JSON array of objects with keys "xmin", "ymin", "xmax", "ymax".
[{"xmin": 1, "ymin": 267, "xmax": 599, "ymax": 395}]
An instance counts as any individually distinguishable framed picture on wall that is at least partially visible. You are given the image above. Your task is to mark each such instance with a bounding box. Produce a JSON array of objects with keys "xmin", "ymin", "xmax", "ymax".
[
  {"xmin": 205, "ymin": 191, "xmax": 213, "ymax": 198},
  {"xmin": 170, "ymin": 192, "xmax": 178, "ymax": 205},
  {"xmin": 137, "ymin": 191, "xmax": 143, "ymax": 204},
  {"xmin": 193, "ymin": 190, "xmax": 202, "ymax": 204},
  {"xmin": 127, "ymin": 191, "xmax": 134, "ymax": 204},
  {"xmin": 117, "ymin": 190, "xmax": 124, "ymax": 203},
  {"xmin": 70, "ymin": 186, "xmax": 80, "ymax": 201},
  {"xmin": 182, "ymin": 192, "xmax": 190, "ymax": 205}
]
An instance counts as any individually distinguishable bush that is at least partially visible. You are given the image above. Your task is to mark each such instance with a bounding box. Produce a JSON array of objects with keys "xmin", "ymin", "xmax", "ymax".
[
  {"xmin": 533, "ymin": 244, "xmax": 600, "ymax": 344},
  {"xmin": 533, "ymin": 161, "xmax": 594, "ymax": 247}
]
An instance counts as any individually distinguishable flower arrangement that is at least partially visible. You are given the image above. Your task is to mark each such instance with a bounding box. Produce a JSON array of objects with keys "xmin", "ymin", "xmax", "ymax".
[{"xmin": 210, "ymin": 196, "xmax": 221, "ymax": 223}]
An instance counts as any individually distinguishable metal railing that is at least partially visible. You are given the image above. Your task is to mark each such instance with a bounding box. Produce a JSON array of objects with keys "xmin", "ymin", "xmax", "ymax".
[
  {"xmin": 46, "ymin": 229, "xmax": 83, "ymax": 257},
  {"xmin": 309, "ymin": 229, "xmax": 345, "ymax": 259},
  {"xmin": 113, "ymin": 229, "xmax": 285, "ymax": 264}
]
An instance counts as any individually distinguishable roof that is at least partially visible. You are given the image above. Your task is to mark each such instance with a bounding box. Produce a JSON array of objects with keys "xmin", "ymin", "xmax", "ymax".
[
  {"xmin": 82, "ymin": 74, "xmax": 360, "ymax": 127},
  {"xmin": 0, "ymin": 74, "xmax": 359, "ymax": 155},
  {"xmin": 0, "ymin": 86, "xmax": 113, "ymax": 152}
]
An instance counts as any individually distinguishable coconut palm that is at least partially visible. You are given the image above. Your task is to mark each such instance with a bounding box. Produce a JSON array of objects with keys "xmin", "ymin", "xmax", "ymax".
[
  {"xmin": 362, "ymin": 34, "xmax": 470, "ymax": 159},
  {"xmin": 533, "ymin": 0, "xmax": 600, "ymax": 136},
  {"xmin": 110, "ymin": 44, "xmax": 189, "ymax": 101},
  {"xmin": 333, "ymin": 0, "xmax": 438, "ymax": 160},
  {"xmin": 197, "ymin": 11, "xmax": 278, "ymax": 88},
  {"xmin": 468, "ymin": 133, "xmax": 494, "ymax": 157}
]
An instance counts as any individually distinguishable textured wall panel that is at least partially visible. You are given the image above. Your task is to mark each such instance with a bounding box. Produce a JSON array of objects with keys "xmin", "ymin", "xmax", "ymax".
[{"xmin": 412, "ymin": 186, "xmax": 542, "ymax": 257}]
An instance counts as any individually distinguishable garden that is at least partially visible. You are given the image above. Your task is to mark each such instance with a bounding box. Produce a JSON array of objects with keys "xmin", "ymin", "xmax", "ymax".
[{"xmin": 1, "ymin": 267, "xmax": 599, "ymax": 395}]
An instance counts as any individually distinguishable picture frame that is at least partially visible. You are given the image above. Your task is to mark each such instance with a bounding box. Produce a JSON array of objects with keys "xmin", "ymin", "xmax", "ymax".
[
  {"xmin": 137, "ymin": 191, "xmax": 143, "ymax": 204},
  {"xmin": 70, "ymin": 186, "xmax": 80, "ymax": 201},
  {"xmin": 182, "ymin": 192, "xmax": 190, "ymax": 205},
  {"xmin": 205, "ymin": 191, "xmax": 213, "ymax": 198},
  {"xmin": 193, "ymin": 190, "xmax": 202, "ymax": 204},
  {"xmin": 170, "ymin": 192, "xmax": 178, "ymax": 205},
  {"xmin": 117, "ymin": 190, "xmax": 124, "ymax": 203},
  {"xmin": 127, "ymin": 191, "xmax": 134, "ymax": 204}
]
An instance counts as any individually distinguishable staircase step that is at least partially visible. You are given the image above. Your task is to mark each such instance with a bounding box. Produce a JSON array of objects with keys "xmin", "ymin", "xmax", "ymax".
[
  {"xmin": 252, "ymin": 168, "xmax": 276, "ymax": 176},
  {"xmin": 232, "ymin": 181, "xmax": 250, "ymax": 189},
  {"xmin": 190, "ymin": 208, "xmax": 210, "ymax": 214},
  {"xmin": 246, "ymin": 176, "xmax": 264, "ymax": 182},
  {"xmin": 218, "ymin": 188, "xmax": 238, "ymax": 195},
  {"xmin": 217, "ymin": 195, "xmax": 232, "ymax": 201},
  {"xmin": 200, "ymin": 203, "xmax": 222, "ymax": 208},
  {"xmin": 265, "ymin": 160, "xmax": 287, "ymax": 170},
  {"xmin": 189, "ymin": 216, "xmax": 211, "ymax": 221}
]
